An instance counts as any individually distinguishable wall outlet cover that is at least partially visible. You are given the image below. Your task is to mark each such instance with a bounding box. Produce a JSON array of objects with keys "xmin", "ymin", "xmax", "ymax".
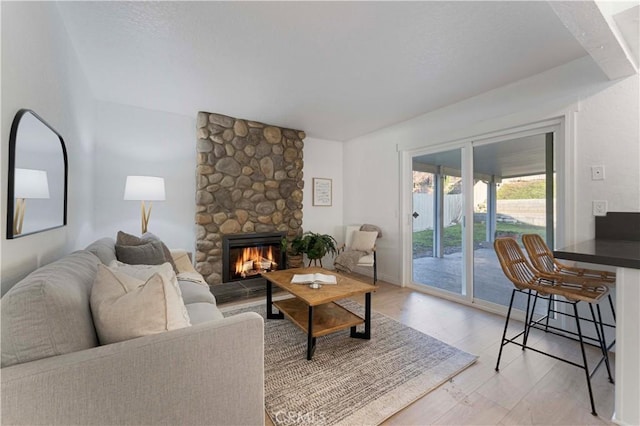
[
  {"xmin": 593, "ymin": 200, "xmax": 608, "ymax": 216},
  {"xmin": 591, "ymin": 165, "xmax": 605, "ymax": 180}
]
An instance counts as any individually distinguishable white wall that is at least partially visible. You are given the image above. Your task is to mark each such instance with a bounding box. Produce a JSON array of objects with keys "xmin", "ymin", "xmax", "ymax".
[
  {"xmin": 1, "ymin": 2, "xmax": 95, "ymax": 295},
  {"xmin": 92, "ymin": 102, "xmax": 196, "ymax": 251},
  {"xmin": 344, "ymin": 56, "xmax": 639, "ymax": 285},
  {"xmin": 302, "ymin": 137, "xmax": 344, "ymax": 267},
  {"xmin": 573, "ymin": 76, "xmax": 640, "ymax": 242}
]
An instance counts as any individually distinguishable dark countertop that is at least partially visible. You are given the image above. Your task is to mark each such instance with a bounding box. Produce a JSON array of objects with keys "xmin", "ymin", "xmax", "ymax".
[{"xmin": 554, "ymin": 239, "xmax": 640, "ymax": 269}]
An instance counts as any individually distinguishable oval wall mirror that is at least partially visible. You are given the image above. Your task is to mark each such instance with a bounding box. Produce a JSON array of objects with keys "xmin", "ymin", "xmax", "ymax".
[{"xmin": 6, "ymin": 109, "xmax": 68, "ymax": 239}]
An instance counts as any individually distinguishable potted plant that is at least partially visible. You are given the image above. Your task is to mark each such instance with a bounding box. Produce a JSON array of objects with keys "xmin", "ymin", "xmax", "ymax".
[
  {"xmin": 299, "ymin": 232, "xmax": 338, "ymax": 267},
  {"xmin": 282, "ymin": 235, "xmax": 305, "ymax": 268}
]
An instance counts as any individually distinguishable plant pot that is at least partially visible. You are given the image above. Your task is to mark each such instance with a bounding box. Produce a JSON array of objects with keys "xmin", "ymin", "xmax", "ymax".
[{"xmin": 287, "ymin": 254, "xmax": 303, "ymax": 269}]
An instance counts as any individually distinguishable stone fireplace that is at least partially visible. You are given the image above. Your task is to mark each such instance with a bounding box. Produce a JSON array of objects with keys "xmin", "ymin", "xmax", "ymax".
[{"xmin": 195, "ymin": 111, "xmax": 304, "ymax": 301}]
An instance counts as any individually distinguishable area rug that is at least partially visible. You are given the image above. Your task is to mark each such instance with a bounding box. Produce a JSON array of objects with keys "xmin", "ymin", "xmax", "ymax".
[{"xmin": 224, "ymin": 299, "xmax": 477, "ymax": 425}]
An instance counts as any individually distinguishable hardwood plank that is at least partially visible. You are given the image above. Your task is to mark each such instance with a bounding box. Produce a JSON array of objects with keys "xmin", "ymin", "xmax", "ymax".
[
  {"xmin": 272, "ymin": 298, "xmax": 364, "ymax": 337},
  {"xmin": 431, "ymin": 391, "xmax": 511, "ymax": 425}
]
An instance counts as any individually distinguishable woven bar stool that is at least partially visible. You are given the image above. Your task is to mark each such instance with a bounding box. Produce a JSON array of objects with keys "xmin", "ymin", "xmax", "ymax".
[
  {"xmin": 522, "ymin": 233, "xmax": 616, "ymax": 319},
  {"xmin": 522, "ymin": 233, "xmax": 616, "ymax": 379},
  {"xmin": 493, "ymin": 237, "xmax": 611, "ymax": 416}
]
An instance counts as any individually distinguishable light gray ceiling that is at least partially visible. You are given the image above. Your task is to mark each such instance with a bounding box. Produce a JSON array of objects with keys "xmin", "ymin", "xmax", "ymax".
[
  {"xmin": 413, "ymin": 134, "xmax": 548, "ymax": 179},
  {"xmin": 57, "ymin": 1, "xmax": 592, "ymax": 141}
]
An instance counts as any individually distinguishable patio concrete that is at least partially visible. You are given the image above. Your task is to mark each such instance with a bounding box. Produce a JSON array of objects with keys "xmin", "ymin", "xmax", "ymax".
[{"xmin": 413, "ymin": 247, "xmax": 548, "ymax": 313}]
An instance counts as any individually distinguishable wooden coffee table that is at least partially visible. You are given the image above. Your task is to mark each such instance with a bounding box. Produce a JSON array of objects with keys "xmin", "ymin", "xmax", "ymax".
[{"xmin": 261, "ymin": 267, "xmax": 375, "ymax": 360}]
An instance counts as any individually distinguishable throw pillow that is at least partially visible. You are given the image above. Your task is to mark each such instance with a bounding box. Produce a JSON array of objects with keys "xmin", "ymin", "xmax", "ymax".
[
  {"xmin": 108, "ymin": 260, "xmax": 174, "ymax": 281},
  {"xmin": 116, "ymin": 231, "xmax": 178, "ymax": 273},
  {"xmin": 116, "ymin": 230, "xmax": 143, "ymax": 246},
  {"xmin": 350, "ymin": 230, "xmax": 378, "ymax": 254},
  {"xmin": 115, "ymin": 240, "xmax": 167, "ymax": 265},
  {"xmin": 90, "ymin": 264, "xmax": 191, "ymax": 345}
]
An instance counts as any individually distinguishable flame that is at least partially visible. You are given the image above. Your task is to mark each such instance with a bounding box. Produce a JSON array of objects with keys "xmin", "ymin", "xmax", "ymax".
[{"xmin": 234, "ymin": 246, "xmax": 277, "ymax": 277}]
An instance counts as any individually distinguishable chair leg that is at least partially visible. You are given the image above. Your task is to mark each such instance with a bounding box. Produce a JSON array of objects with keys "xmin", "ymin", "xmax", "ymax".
[
  {"xmin": 588, "ymin": 304, "xmax": 612, "ymax": 382},
  {"xmin": 523, "ymin": 291, "xmax": 540, "ymax": 348},
  {"xmin": 595, "ymin": 304, "xmax": 614, "ymax": 384},
  {"xmin": 608, "ymin": 294, "xmax": 616, "ymax": 323},
  {"xmin": 522, "ymin": 289, "xmax": 533, "ymax": 351},
  {"xmin": 496, "ymin": 289, "xmax": 516, "ymax": 372},
  {"xmin": 373, "ymin": 252, "xmax": 377, "ymax": 284},
  {"xmin": 545, "ymin": 294, "xmax": 554, "ymax": 332},
  {"xmin": 574, "ymin": 302, "xmax": 598, "ymax": 416}
]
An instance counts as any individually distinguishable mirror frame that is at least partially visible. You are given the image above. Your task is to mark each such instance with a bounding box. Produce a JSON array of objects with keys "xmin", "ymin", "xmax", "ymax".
[{"xmin": 6, "ymin": 109, "xmax": 68, "ymax": 239}]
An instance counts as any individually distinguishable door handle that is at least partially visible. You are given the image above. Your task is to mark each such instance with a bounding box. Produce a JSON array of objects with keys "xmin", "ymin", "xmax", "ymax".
[{"xmin": 412, "ymin": 212, "xmax": 419, "ymax": 219}]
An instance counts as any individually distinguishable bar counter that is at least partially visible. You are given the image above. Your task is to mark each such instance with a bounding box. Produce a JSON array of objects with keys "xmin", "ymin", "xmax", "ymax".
[{"xmin": 554, "ymin": 212, "xmax": 640, "ymax": 425}]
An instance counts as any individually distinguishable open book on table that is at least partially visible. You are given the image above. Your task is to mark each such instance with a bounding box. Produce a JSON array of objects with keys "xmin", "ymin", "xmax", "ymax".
[{"xmin": 291, "ymin": 273, "xmax": 337, "ymax": 285}]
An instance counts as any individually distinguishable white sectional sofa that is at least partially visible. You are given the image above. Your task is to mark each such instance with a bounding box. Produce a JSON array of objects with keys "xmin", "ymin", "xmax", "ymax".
[{"xmin": 1, "ymin": 237, "xmax": 264, "ymax": 425}]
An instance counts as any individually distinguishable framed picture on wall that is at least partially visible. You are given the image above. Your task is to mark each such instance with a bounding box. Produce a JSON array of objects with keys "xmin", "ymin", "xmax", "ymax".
[{"xmin": 312, "ymin": 178, "xmax": 332, "ymax": 206}]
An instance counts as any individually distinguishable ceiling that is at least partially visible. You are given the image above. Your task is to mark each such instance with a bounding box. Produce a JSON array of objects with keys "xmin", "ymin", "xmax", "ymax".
[
  {"xmin": 56, "ymin": 1, "xmax": 593, "ymax": 141},
  {"xmin": 413, "ymin": 134, "xmax": 548, "ymax": 179}
]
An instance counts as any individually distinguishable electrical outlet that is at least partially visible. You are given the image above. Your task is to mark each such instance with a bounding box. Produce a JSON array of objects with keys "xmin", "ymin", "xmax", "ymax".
[
  {"xmin": 591, "ymin": 165, "xmax": 605, "ymax": 180},
  {"xmin": 593, "ymin": 200, "xmax": 608, "ymax": 216}
]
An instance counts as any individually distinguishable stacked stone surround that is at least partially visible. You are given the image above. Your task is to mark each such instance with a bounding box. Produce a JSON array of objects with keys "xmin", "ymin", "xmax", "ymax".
[{"xmin": 195, "ymin": 111, "xmax": 305, "ymax": 285}]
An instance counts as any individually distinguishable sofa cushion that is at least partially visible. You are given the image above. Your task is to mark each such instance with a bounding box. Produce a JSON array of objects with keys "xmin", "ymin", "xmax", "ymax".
[
  {"xmin": 179, "ymin": 280, "xmax": 216, "ymax": 305},
  {"xmin": 115, "ymin": 240, "xmax": 167, "ymax": 266},
  {"xmin": 90, "ymin": 264, "xmax": 191, "ymax": 345},
  {"xmin": 116, "ymin": 231, "xmax": 178, "ymax": 273},
  {"xmin": 186, "ymin": 302, "xmax": 224, "ymax": 324},
  {"xmin": 85, "ymin": 237, "xmax": 117, "ymax": 265},
  {"xmin": 1, "ymin": 251, "xmax": 101, "ymax": 368}
]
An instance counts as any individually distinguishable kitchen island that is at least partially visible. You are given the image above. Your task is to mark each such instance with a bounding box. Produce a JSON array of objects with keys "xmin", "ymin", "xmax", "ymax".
[{"xmin": 555, "ymin": 212, "xmax": 640, "ymax": 425}]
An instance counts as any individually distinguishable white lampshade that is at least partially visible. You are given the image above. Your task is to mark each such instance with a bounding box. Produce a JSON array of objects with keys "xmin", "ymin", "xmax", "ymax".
[
  {"xmin": 15, "ymin": 168, "xmax": 50, "ymax": 199},
  {"xmin": 123, "ymin": 176, "xmax": 165, "ymax": 201}
]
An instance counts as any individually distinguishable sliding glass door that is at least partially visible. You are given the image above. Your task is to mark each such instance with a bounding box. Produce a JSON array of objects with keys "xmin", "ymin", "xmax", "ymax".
[
  {"xmin": 407, "ymin": 130, "xmax": 557, "ymax": 312},
  {"xmin": 472, "ymin": 133, "xmax": 554, "ymax": 312},
  {"xmin": 412, "ymin": 148, "xmax": 466, "ymax": 296}
]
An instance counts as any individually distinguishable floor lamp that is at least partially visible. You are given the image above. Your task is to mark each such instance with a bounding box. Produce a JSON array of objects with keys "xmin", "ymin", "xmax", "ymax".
[
  {"xmin": 124, "ymin": 176, "xmax": 165, "ymax": 234},
  {"xmin": 13, "ymin": 168, "xmax": 50, "ymax": 236}
]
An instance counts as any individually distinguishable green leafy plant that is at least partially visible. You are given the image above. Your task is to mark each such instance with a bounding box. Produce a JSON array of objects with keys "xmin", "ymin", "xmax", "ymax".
[
  {"xmin": 281, "ymin": 235, "xmax": 306, "ymax": 256},
  {"xmin": 298, "ymin": 232, "xmax": 338, "ymax": 266}
]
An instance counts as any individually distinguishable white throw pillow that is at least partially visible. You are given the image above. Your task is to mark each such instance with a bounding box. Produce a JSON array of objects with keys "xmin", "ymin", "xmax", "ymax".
[
  {"xmin": 350, "ymin": 230, "xmax": 378, "ymax": 253},
  {"xmin": 109, "ymin": 260, "xmax": 173, "ymax": 281},
  {"xmin": 108, "ymin": 260, "xmax": 190, "ymax": 299},
  {"xmin": 91, "ymin": 264, "xmax": 191, "ymax": 345}
]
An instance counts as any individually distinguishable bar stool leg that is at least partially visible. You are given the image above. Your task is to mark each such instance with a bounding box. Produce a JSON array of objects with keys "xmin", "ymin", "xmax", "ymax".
[
  {"xmin": 524, "ymin": 291, "xmax": 540, "ymax": 348},
  {"xmin": 608, "ymin": 294, "xmax": 616, "ymax": 323},
  {"xmin": 545, "ymin": 294, "xmax": 554, "ymax": 332},
  {"xmin": 522, "ymin": 289, "xmax": 533, "ymax": 351},
  {"xmin": 496, "ymin": 289, "xmax": 516, "ymax": 372},
  {"xmin": 596, "ymin": 304, "xmax": 614, "ymax": 383},
  {"xmin": 574, "ymin": 302, "xmax": 597, "ymax": 416}
]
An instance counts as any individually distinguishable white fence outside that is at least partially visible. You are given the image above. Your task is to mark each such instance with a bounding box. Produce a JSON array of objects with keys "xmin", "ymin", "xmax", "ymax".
[{"xmin": 412, "ymin": 193, "xmax": 463, "ymax": 231}]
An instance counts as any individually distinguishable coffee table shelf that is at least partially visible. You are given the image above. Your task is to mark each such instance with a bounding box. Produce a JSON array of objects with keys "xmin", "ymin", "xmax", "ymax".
[
  {"xmin": 273, "ymin": 298, "xmax": 364, "ymax": 338},
  {"xmin": 263, "ymin": 267, "xmax": 375, "ymax": 359}
]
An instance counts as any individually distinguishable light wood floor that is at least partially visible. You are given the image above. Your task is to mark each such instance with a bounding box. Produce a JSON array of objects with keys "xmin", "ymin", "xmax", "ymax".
[{"xmin": 242, "ymin": 276, "xmax": 615, "ymax": 426}]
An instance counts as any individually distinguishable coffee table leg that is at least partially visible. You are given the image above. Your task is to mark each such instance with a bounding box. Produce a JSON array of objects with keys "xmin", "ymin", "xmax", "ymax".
[
  {"xmin": 266, "ymin": 280, "xmax": 284, "ymax": 320},
  {"xmin": 350, "ymin": 292, "xmax": 371, "ymax": 339},
  {"xmin": 307, "ymin": 306, "xmax": 316, "ymax": 360}
]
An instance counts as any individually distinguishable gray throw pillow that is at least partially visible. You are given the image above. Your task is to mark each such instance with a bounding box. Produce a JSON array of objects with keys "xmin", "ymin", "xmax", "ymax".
[
  {"xmin": 115, "ymin": 240, "xmax": 167, "ymax": 266},
  {"xmin": 116, "ymin": 231, "xmax": 178, "ymax": 273},
  {"xmin": 116, "ymin": 231, "xmax": 142, "ymax": 247}
]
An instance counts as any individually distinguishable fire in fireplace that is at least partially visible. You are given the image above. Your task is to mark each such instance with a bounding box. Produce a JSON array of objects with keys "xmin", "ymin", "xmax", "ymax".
[
  {"xmin": 233, "ymin": 245, "xmax": 277, "ymax": 279},
  {"xmin": 222, "ymin": 232, "xmax": 286, "ymax": 283}
]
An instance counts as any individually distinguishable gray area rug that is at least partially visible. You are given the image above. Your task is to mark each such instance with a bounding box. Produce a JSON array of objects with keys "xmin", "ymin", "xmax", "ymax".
[{"xmin": 224, "ymin": 299, "xmax": 477, "ymax": 426}]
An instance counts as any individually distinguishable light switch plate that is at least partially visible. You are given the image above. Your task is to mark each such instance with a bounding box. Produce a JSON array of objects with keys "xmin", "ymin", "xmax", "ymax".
[
  {"xmin": 591, "ymin": 165, "xmax": 605, "ymax": 180},
  {"xmin": 593, "ymin": 200, "xmax": 608, "ymax": 216}
]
